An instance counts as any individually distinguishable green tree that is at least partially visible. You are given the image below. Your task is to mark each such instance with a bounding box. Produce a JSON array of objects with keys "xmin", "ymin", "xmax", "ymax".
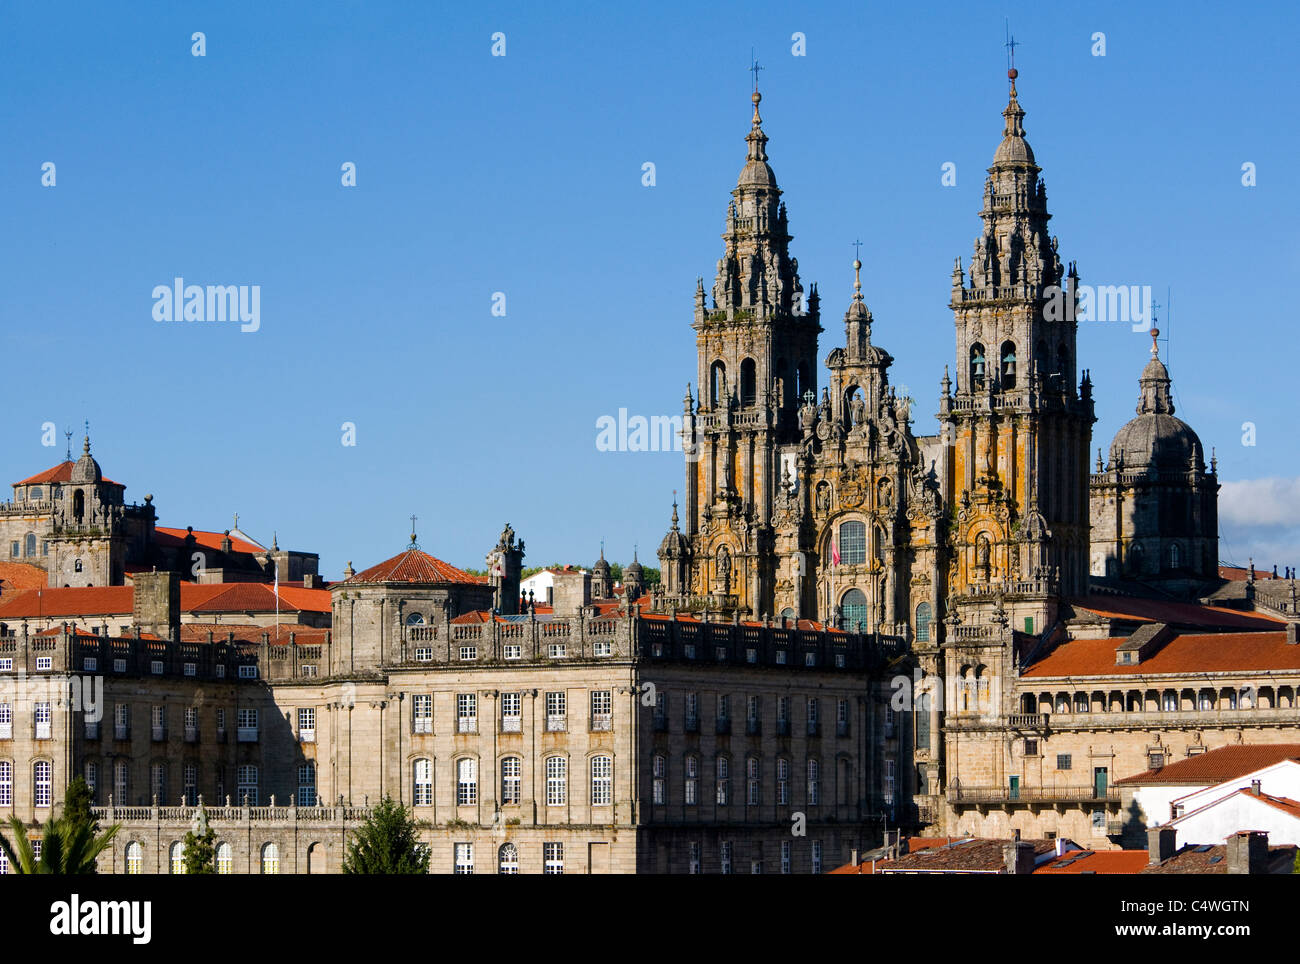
[
  {"xmin": 64, "ymin": 777, "xmax": 98, "ymax": 833},
  {"xmin": 182, "ymin": 805, "xmax": 217, "ymax": 874},
  {"xmin": 341, "ymin": 797, "xmax": 429, "ymax": 874}
]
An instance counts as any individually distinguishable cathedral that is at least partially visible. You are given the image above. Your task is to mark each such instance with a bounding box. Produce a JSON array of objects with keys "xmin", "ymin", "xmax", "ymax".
[{"xmin": 655, "ymin": 67, "xmax": 1272, "ymax": 844}]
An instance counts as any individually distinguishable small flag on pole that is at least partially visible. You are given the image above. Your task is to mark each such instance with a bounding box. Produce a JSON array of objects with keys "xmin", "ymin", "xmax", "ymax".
[{"xmin": 831, "ymin": 540, "xmax": 841, "ymax": 567}]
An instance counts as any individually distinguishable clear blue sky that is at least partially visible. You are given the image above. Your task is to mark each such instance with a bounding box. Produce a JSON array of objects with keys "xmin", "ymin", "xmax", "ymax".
[{"xmin": 1, "ymin": 0, "xmax": 1295, "ymax": 577}]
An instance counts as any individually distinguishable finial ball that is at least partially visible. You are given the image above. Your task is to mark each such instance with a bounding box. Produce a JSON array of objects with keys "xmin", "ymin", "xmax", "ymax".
[
  {"xmin": 1008, "ymin": 68, "xmax": 1018, "ymax": 80},
  {"xmin": 853, "ymin": 259, "xmax": 862, "ymax": 271},
  {"xmin": 752, "ymin": 91, "xmax": 761, "ymax": 105},
  {"xmin": 1150, "ymin": 327, "xmax": 1160, "ymax": 340}
]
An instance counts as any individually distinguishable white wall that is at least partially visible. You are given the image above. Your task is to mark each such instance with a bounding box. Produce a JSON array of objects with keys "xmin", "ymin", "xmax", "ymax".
[{"xmin": 1172, "ymin": 791, "xmax": 1300, "ymax": 847}]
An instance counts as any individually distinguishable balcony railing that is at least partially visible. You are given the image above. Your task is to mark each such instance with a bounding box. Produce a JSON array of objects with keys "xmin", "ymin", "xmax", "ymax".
[
  {"xmin": 746, "ymin": 719, "xmax": 761, "ymax": 736},
  {"xmin": 151, "ymin": 726, "xmax": 166, "ymax": 742},
  {"xmin": 501, "ymin": 716, "xmax": 522, "ymax": 733},
  {"xmin": 685, "ymin": 715, "xmax": 700, "ymax": 734},
  {"xmin": 836, "ymin": 721, "xmax": 849, "ymax": 737},
  {"xmin": 715, "ymin": 718, "xmax": 731, "ymax": 735},
  {"xmin": 776, "ymin": 720, "xmax": 790, "ymax": 736},
  {"xmin": 457, "ymin": 718, "xmax": 478, "ymax": 734},
  {"xmin": 806, "ymin": 721, "xmax": 820, "ymax": 737},
  {"xmin": 35, "ymin": 722, "xmax": 51, "ymax": 740},
  {"xmin": 652, "ymin": 716, "xmax": 668, "ymax": 733},
  {"xmin": 948, "ymin": 785, "xmax": 1122, "ymax": 805},
  {"xmin": 185, "ymin": 726, "xmax": 198, "ymax": 743},
  {"xmin": 0, "ymin": 723, "xmax": 11, "ymax": 740},
  {"xmin": 590, "ymin": 715, "xmax": 612, "ymax": 732},
  {"xmin": 1009, "ymin": 713, "xmax": 1047, "ymax": 729},
  {"xmin": 236, "ymin": 727, "xmax": 259, "ymax": 743},
  {"xmin": 545, "ymin": 716, "xmax": 566, "ymax": 733},
  {"xmin": 298, "ymin": 729, "xmax": 314, "ymax": 744}
]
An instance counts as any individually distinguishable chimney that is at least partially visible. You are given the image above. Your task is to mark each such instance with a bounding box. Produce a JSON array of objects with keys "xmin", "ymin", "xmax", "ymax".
[
  {"xmin": 850, "ymin": 849, "xmax": 860, "ymax": 867},
  {"xmin": 303, "ymin": 573, "xmax": 318, "ymax": 589},
  {"xmin": 131, "ymin": 570, "xmax": 181, "ymax": 641},
  {"xmin": 550, "ymin": 569, "xmax": 592, "ymax": 617},
  {"xmin": 1251, "ymin": 779, "xmax": 1262, "ymax": 796},
  {"xmin": 1226, "ymin": 831, "xmax": 1270, "ymax": 875},
  {"xmin": 1147, "ymin": 826, "xmax": 1177, "ymax": 866},
  {"xmin": 1003, "ymin": 840, "xmax": 1035, "ymax": 875},
  {"xmin": 1287, "ymin": 623, "xmax": 1298, "ymax": 645}
]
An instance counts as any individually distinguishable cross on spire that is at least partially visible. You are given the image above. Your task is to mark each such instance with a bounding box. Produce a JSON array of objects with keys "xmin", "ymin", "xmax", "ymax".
[
  {"xmin": 64, "ymin": 428, "xmax": 73, "ymax": 460},
  {"xmin": 409, "ymin": 514, "xmax": 418, "ymax": 547},
  {"xmin": 233, "ymin": 512, "xmax": 239, "ymax": 529},
  {"xmin": 749, "ymin": 50, "xmax": 763, "ymax": 92},
  {"xmin": 1005, "ymin": 21, "xmax": 1019, "ymax": 70}
]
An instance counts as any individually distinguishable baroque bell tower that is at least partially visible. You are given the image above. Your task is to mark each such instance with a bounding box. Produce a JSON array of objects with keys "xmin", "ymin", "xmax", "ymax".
[
  {"xmin": 940, "ymin": 67, "xmax": 1095, "ymax": 640},
  {"xmin": 673, "ymin": 83, "xmax": 821, "ymax": 616}
]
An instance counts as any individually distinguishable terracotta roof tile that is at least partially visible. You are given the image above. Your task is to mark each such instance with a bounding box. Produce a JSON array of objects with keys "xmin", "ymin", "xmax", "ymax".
[
  {"xmin": 155, "ymin": 526, "xmax": 265, "ymax": 556},
  {"xmin": 1034, "ymin": 850, "xmax": 1150, "ymax": 874},
  {"xmin": 0, "ymin": 562, "xmax": 48, "ymax": 591},
  {"xmin": 873, "ymin": 838, "xmax": 1056, "ymax": 873},
  {"xmin": 1141, "ymin": 842, "xmax": 1296, "ymax": 874},
  {"xmin": 15, "ymin": 461, "xmax": 119, "ymax": 486},
  {"xmin": 0, "ymin": 581, "xmax": 329, "ymax": 620},
  {"xmin": 177, "ymin": 623, "xmax": 328, "ymax": 646},
  {"xmin": 1071, "ymin": 595, "xmax": 1282, "ymax": 630},
  {"xmin": 1116, "ymin": 744, "xmax": 1300, "ymax": 786},
  {"xmin": 347, "ymin": 548, "xmax": 481, "ymax": 586},
  {"xmin": 1024, "ymin": 630, "xmax": 1300, "ymax": 678},
  {"xmin": 0, "ymin": 586, "xmax": 134, "ymax": 619}
]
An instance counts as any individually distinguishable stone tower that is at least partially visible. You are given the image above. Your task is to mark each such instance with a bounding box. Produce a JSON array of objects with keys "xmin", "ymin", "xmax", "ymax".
[
  {"xmin": 1089, "ymin": 329, "xmax": 1219, "ymax": 592},
  {"xmin": 487, "ymin": 522, "xmax": 524, "ymax": 615},
  {"xmin": 940, "ymin": 68, "xmax": 1095, "ymax": 639},
  {"xmin": 676, "ymin": 86, "xmax": 821, "ymax": 617}
]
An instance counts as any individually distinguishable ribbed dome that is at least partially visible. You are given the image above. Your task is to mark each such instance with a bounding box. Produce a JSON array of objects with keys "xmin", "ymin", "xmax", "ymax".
[
  {"xmin": 993, "ymin": 133, "xmax": 1036, "ymax": 166},
  {"xmin": 1110, "ymin": 412, "xmax": 1203, "ymax": 473},
  {"xmin": 69, "ymin": 437, "xmax": 101, "ymax": 484},
  {"xmin": 737, "ymin": 158, "xmax": 777, "ymax": 189}
]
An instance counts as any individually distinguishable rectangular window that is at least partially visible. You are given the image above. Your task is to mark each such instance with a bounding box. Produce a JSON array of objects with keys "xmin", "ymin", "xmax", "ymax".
[
  {"xmin": 215, "ymin": 664, "xmax": 225, "ymax": 678},
  {"xmin": 684, "ymin": 756, "xmax": 698, "ymax": 805},
  {"xmin": 114, "ymin": 702, "xmax": 129, "ymax": 740},
  {"xmin": 459, "ymin": 645, "xmax": 477, "ymax": 661},
  {"xmin": 804, "ymin": 651, "xmax": 816, "ymax": 667},
  {"xmin": 548, "ymin": 642, "xmax": 567, "ymax": 659},
  {"xmin": 151, "ymin": 762, "xmax": 167, "ymax": 802},
  {"xmin": 150, "ymin": 660, "xmax": 164, "ymax": 675},
  {"xmin": 184, "ymin": 706, "xmax": 198, "ymax": 743},
  {"xmin": 85, "ymin": 762, "xmax": 98, "ymax": 802},
  {"xmin": 183, "ymin": 662, "xmax": 196, "ymax": 677},
  {"xmin": 454, "ymin": 842, "xmax": 474, "ymax": 875},
  {"xmin": 543, "ymin": 842, "xmax": 564, "ymax": 875},
  {"xmin": 545, "ymin": 691, "xmax": 567, "ymax": 732},
  {"xmin": 457, "ymin": 693, "xmax": 478, "ymax": 733},
  {"xmin": 812, "ymin": 840, "xmax": 823, "ymax": 874},
  {"xmin": 747, "ymin": 757, "xmax": 761, "ymax": 806},
  {"xmin": 237, "ymin": 665, "xmax": 257, "ymax": 679},
  {"xmin": 237, "ymin": 765, "xmax": 259, "ymax": 805},
  {"xmin": 413, "ymin": 759, "xmax": 433, "ymax": 806},
  {"xmin": 414, "ymin": 646, "xmax": 433, "ymax": 662},
  {"xmin": 716, "ymin": 756, "xmax": 730, "ymax": 805},
  {"xmin": 590, "ymin": 755, "xmax": 612, "ymax": 806},
  {"xmin": 503, "ymin": 644, "xmax": 521, "ymax": 660},
  {"xmin": 114, "ymin": 761, "xmax": 129, "ymax": 803},
  {"xmin": 746, "ymin": 648, "xmax": 757, "ymax": 663},
  {"xmin": 590, "ymin": 690, "xmax": 612, "ymax": 731},
  {"xmin": 1024, "ymin": 738, "xmax": 1040, "ymax": 756},
  {"xmin": 777, "ymin": 696, "xmax": 790, "ymax": 736},
  {"xmin": 777, "ymin": 758, "xmax": 790, "ymax": 805},
  {"xmin": 652, "ymin": 755, "xmax": 666, "ymax": 805},
  {"xmin": 183, "ymin": 763, "xmax": 197, "ymax": 806},
  {"xmin": 34, "ymin": 702, "xmax": 51, "ymax": 740},
  {"xmin": 500, "ymin": 692, "xmax": 521, "ymax": 732},
  {"xmin": 0, "ymin": 761, "xmax": 11, "ymax": 806},
  {"xmin": 35, "ymin": 656, "xmax": 52, "ymax": 671},
  {"xmin": 215, "ymin": 708, "xmax": 226, "ymax": 738},
  {"xmin": 0, "ymin": 658, "xmax": 11, "ymax": 672},
  {"xmin": 500, "ymin": 757, "xmax": 521, "ymax": 804},
  {"xmin": 413, "ymin": 694, "xmax": 433, "ymax": 734},
  {"xmin": 883, "ymin": 759, "xmax": 895, "ymax": 804},
  {"xmin": 688, "ymin": 841, "xmax": 701, "ymax": 875},
  {"xmin": 685, "ymin": 692, "xmax": 699, "ymax": 732},
  {"xmin": 807, "ymin": 758, "xmax": 821, "ymax": 805},
  {"xmin": 0, "ymin": 703, "xmax": 10, "ymax": 740},
  {"xmin": 1057, "ymin": 754, "xmax": 1073, "ymax": 771},
  {"xmin": 34, "ymin": 761, "xmax": 52, "ymax": 808},
  {"xmin": 546, "ymin": 756, "xmax": 567, "ymax": 806},
  {"xmin": 781, "ymin": 840, "xmax": 791, "ymax": 874},
  {"xmin": 151, "ymin": 704, "xmax": 166, "ymax": 741},
  {"xmin": 301, "ymin": 664, "xmax": 318, "ymax": 678},
  {"xmin": 298, "ymin": 706, "xmax": 315, "ymax": 743},
  {"xmin": 837, "ymin": 698, "xmax": 850, "ymax": 737},
  {"xmin": 720, "ymin": 841, "xmax": 732, "ymax": 875},
  {"xmin": 237, "ymin": 708, "xmax": 259, "ymax": 742},
  {"xmin": 593, "ymin": 640, "xmax": 612, "ymax": 657}
]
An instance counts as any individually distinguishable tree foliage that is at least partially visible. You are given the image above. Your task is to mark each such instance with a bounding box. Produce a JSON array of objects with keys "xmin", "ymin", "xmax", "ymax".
[{"xmin": 341, "ymin": 797, "xmax": 429, "ymax": 874}]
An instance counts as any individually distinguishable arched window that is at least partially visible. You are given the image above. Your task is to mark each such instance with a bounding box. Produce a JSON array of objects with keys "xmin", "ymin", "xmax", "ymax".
[
  {"xmin": 500, "ymin": 756, "xmax": 521, "ymax": 804},
  {"xmin": 710, "ymin": 360, "xmax": 727, "ymax": 408},
  {"xmin": 405, "ymin": 612, "xmax": 424, "ymax": 626},
  {"xmin": 498, "ymin": 842, "xmax": 519, "ymax": 875},
  {"xmin": 216, "ymin": 842, "xmax": 233, "ymax": 874},
  {"xmin": 841, "ymin": 589, "xmax": 867, "ymax": 631},
  {"xmin": 125, "ymin": 841, "xmax": 143, "ymax": 875},
  {"xmin": 715, "ymin": 756, "xmax": 730, "ymax": 805},
  {"xmin": 590, "ymin": 755, "xmax": 612, "ymax": 806},
  {"xmin": 1127, "ymin": 542, "xmax": 1144, "ymax": 574},
  {"xmin": 261, "ymin": 843, "xmax": 279, "ymax": 874},
  {"xmin": 73, "ymin": 489, "xmax": 85, "ymax": 522},
  {"xmin": 739, "ymin": 358, "xmax": 757, "ymax": 407},
  {"xmin": 456, "ymin": 758, "xmax": 478, "ymax": 805},
  {"xmin": 970, "ymin": 343, "xmax": 986, "ymax": 390},
  {"xmin": 1001, "ymin": 341, "xmax": 1017, "ymax": 389},
  {"xmin": 413, "ymin": 759, "xmax": 433, "ymax": 806},
  {"xmin": 545, "ymin": 756, "xmax": 567, "ymax": 806},
  {"xmin": 74, "ymin": 559, "xmax": 83, "ymax": 574},
  {"xmin": 839, "ymin": 521, "xmax": 866, "ymax": 565},
  {"xmin": 29, "ymin": 487, "xmax": 42, "ymax": 501},
  {"xmin": 796, "ymin": 362, "xmax": 812, "ymax": 404},
  {"xmin": 1035, "ymin": 339, "xmax": 1048, "ymax": 379},
  {"xmin": 915, "ymin": 602, "xmax": 932, "ymax": 642},
  {"xmin": 1169, "ymin": 543, "xmax": 1181, "ymax": 569},
  {"xmin": 33, "ymin": 760, "xmax": 51, "ymax": 808},
  {"xmin": 23, "ymin": 534, "xmax": 35, "ymax": 557},
  {"xmin": 170, "ymin": 841, "xmax": 185, "ymax": 874}
]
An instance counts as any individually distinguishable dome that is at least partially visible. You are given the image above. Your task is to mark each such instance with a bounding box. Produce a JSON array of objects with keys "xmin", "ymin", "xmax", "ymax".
[
  {"xmin": 69, "ymin": 437, "xmax": 102, "ymax": 484},
  {"xmin": 1109, "ymin": 413, "xmax": 1203, "ymax": 474},
  {"xmin": 992, "ymin": 133, "xmax": 1036, "ymax": 167},
  {"xmin": 593, "ymin": 551, "xmax": 611, "ymax": 576},
  {"xmin": 736, "ymin": 158, "xmax": 777, "ymax": 189}
]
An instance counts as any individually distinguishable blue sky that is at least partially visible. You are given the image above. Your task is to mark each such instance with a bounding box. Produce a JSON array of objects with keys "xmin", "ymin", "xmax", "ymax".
[{"xmin": 0, "ymin": 0, "xmax": 1295, "ymax": 577}]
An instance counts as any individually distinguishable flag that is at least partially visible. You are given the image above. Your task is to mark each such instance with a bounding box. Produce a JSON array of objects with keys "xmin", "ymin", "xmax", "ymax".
[{"xmin": 831, "ymin": 540, "xmax": 841, "ymax": 567}]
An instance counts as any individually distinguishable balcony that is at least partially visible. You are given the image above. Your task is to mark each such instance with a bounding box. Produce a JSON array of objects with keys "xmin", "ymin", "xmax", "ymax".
[
  {"xmin": 947, "ymin": 785, "xmax": 1122, "ymax": 807},
  {"xmin": 685, "ymin": 715, "xmax": 700, "ymax": 734},
  {"xmin": 501, "ymin": 716, "xmax": 522, "ymax": 733},
  {"xmin": 185, "ymin": 726, "xmax": 198, "ymax": 743},
  {"xmin": 151, "ymin": 726, "xmax": 166, "ymax": 742},
  {"xmin": 1009, "ymin": 713, "xmax": 1048, "ymax": 729},
  {"xmin": 715, "ymin": 718, "xmax": 731, "ymax": 735},
  {"xmin": 298, "ymin": 729, "xmax": 314, "ymax": 744},
  {"xmin": 836, "ymin": 721, "xmax": 849, "ymax": 738},
  {"xmin": 413, "ymin": 719, "xmax": 433, "ymax": 735},
  {"xmin": 457, "ymin": 718, "xmax": 479, "ymax": 734},
  {"xmin": 746, "ymin": 719, "xmax": 761, "ymax": 736},
  {"xmin": 236, "ymin": 727, "xmax": 259, "ymax": 743},
  {"xmin": 35, "ymin": 722, "xmax": 51, "ymax": 740},
  {"xmin": 590, "ymin": 715, "xmax": 612, "ymax": 732},
  {"xmin": 652, "ymin": 715, "xmax": 668, "ymax": 733},
  {"xmin": 806, "ymin": 721, "xmax": 820, "ymax": 738},
  {"xmin": 0, "ymin": 723, "xmax": 11, "ymax": 740},
  {"xmin": 545, "ymin": 716, "xmax": 566, "ymax": 733},
  {"xmin": 776, "ymin": 720, "xmax": 791, "ymax": 737},
  {"xmin": 114, "ymin": 724, "xmax": 130, "ymax": 741}
]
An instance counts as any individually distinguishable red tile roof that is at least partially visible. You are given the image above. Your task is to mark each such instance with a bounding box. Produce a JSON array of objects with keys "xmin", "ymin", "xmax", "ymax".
[
  {"xmin": 1141, "ymin": 842, "xmax": 1296, "ymax": 874},
  {"xmin": 1034, "ymin": 850, "xmax": 1150, "ymax": 874},
  {"xmin": 0, "ymin": 581, "xmax": 329, "ymax": 619},
  {"xmin": 0, "ymin": 586, "xmax": 135, "ymax": 618},
  {"xmin": 155, "ymin": 526, "xmax": 265, "ymax": 556},
  {"xmin": 1116, "ymin": 744, "xmax": 1300, "ymax": 786},
  {"xmin": 346, "ymin": 547, "xmax": 481, "ymax": 586},
  {"xmin": 1023, "ymin": 630, "xmax": 1300, "ymax": 678},
  {"xmin": 185, "ymin": 582, "xmax": 331, "ymax": 614},
  {"xmin": 1071, "ymin": 595, "xmax": 1283, "ymax": 631},
  {"xmin": 0, "ymin": 562, "xmax": 48, "ymax": 591},
  {"xmin": 15, "ymin": 461, "xmax": 119, "ymax": 486},
  {"xmin": 872, "ymin": 838, "xmax": 1057, "ymax": 873},
  {"xmin": 177, "ymin": 623, "xmax": 328, "ymax": 646},
  {"xmin": 1220, "ymin": 565, "xmax": 1282, "ymax": 582}
]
